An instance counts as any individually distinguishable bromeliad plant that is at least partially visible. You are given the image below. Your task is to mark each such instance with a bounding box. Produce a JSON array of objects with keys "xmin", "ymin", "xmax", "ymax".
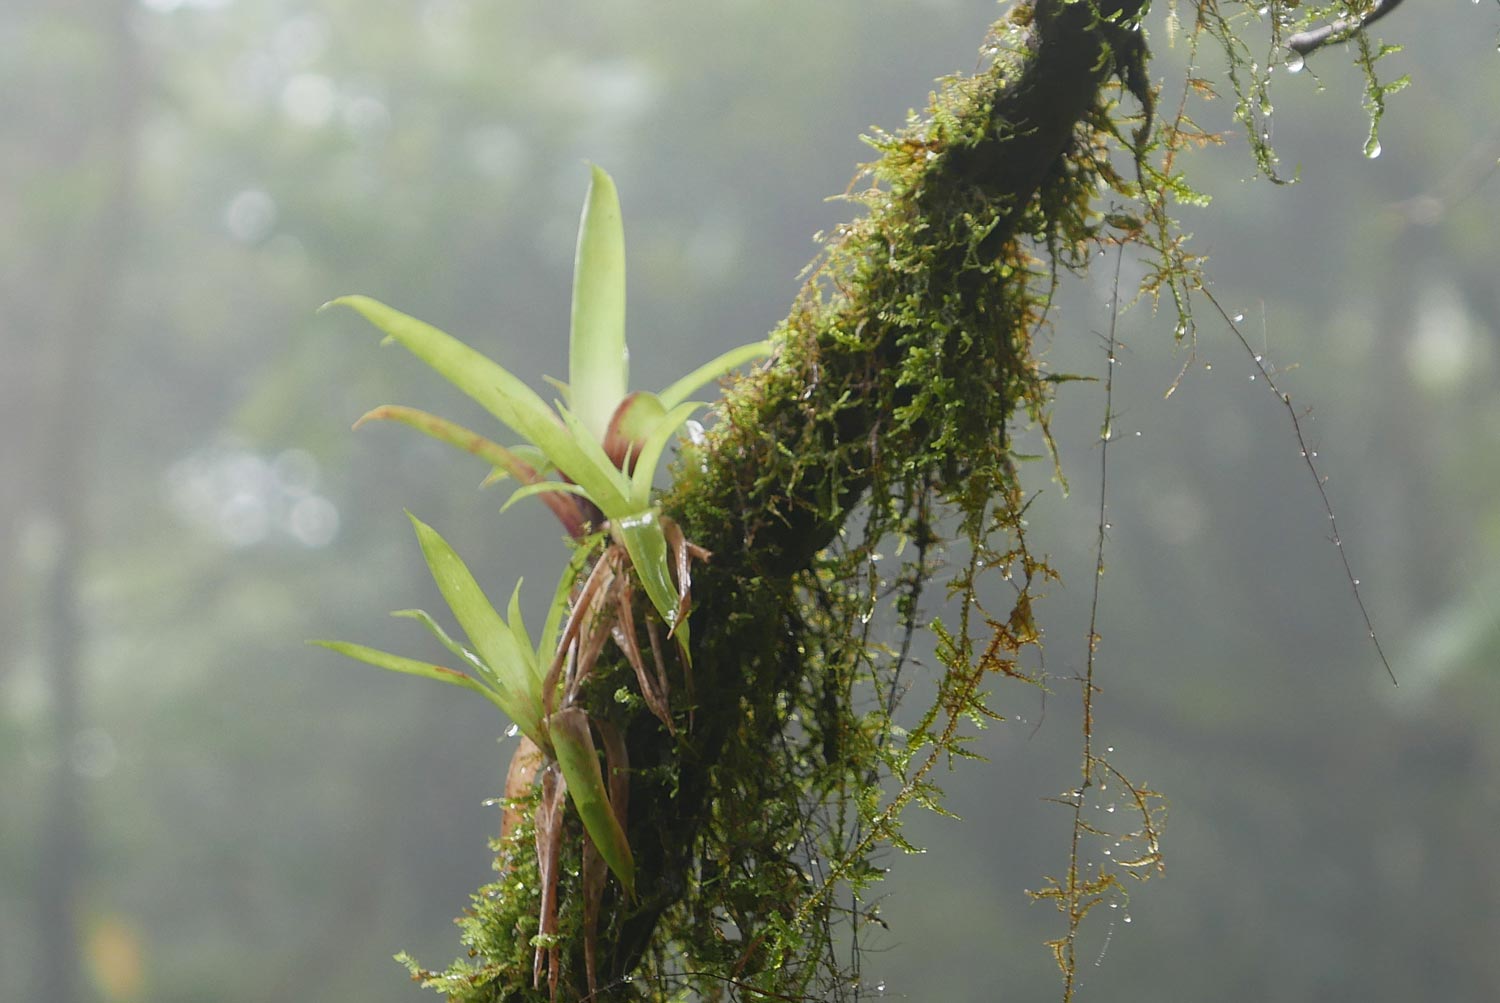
[{"xmin": 313, "ymin": 165, "xmax": 769, "ymax": 995}]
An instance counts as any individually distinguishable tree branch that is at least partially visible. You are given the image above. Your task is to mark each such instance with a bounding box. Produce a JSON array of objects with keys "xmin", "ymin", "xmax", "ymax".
[
  {"xmin": 521, "ymin": 2, "xmax": 1153, "ymax": 995},
  {"xmin": 1287, "ymin": 0, "xmax": 1410, "ymax": 56}
]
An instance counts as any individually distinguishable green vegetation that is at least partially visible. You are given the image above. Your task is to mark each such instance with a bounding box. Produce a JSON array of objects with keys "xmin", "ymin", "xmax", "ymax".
[
  {"xmin": 318, "ymin": 1, "xmax": 1427, "ymax": 999},
  {"xmin": 16, "ymin": 1, "xmax": 1491, "ymax": 1002},
  {"xmin": 318, "ymin": 166, "xmax": 770, "ymax": 995}
]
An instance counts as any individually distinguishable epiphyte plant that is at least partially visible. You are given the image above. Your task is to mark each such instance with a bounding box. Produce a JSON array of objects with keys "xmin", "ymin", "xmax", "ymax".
[
  {"xmin": 313, "ymin": 165, "xmax": 770, "ymax": 994},
  {"xmin": 327, "ymin": 165, "xmax": 770, "ymax": 648}
]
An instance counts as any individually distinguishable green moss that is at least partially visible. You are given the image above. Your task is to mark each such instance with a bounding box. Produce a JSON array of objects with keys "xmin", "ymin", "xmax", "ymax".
[{"xmin": 389, "ymin": 2, "xmax": 1403, "ymax": 999}]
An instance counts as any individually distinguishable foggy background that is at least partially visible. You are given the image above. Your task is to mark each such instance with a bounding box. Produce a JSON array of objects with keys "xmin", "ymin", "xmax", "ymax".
[{"xmin": 5, "ymin": 1, "xmax": 1499, "ymax": 1000}]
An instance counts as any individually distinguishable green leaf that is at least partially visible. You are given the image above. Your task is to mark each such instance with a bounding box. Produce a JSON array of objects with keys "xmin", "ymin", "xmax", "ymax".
[
  {"xmin": 500, "ymin": 479, "xmax": 592, "ymax": 516},
  {"xmin": 354, "ymin": 405, "xmax": 544, "ymax": 484},
  {"xmin": 628, "ymin": 400, "xmax": 704, "ymax": 506},
  {"xmin": 405, "ymin": 513, "xmax": 544, "ymax": 742},
  {"xmin": 547, "ymin": 707, "xmax": 635, "ymax": 896},
  {"xmin": 478, "ymin": 444, "xmax": 553, "ymax": 486},
  {"xmin": 613, "ymin": 510, "xmax": 690, "ymax": 656},
  {"xmin": 505, "ymin": 580, "xmax": 532, "ymax": 668},
  {"xmin": 543, "ymin": 374, "xmax": 571, "ymax": 405},
  {"xmin": 390, "ymin": 608, "xmax": 488, "ymax": 675},
  {"xmin": 657, "ymin": 339, "xmax": 773, "ymax": 410},
  {"xmin": 326, "ymin": 296, "xmax": 628, "ymax": 512},
  {"xmin": 542, "ymin": 541, "xmax": 596, "ymax": 658},
  {"xmin": 310, "ymin": 640, "xmax": 526, "ymax": 721},
  {"xmin": 357, "ymin": 406, "xmax": 590, "ymax": 539},
  {"xmin": 552, "ymin": 402, "xmax": 633, "ymax": 514},
  {"xmin": 570, "ymin": 165, "xmax": 628, "ymax": 441}
]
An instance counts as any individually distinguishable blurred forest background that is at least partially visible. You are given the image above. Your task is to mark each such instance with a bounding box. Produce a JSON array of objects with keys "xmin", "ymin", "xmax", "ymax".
[{"xmin": 5, "ymin": 1, "xmax": 1500, "ymax": 1000}]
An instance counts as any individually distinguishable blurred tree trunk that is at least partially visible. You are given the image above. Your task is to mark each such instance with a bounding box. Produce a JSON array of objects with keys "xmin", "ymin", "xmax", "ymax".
[{"xmin": 30, "ymin": 3, "xmax": 142, "ymax": 1000}]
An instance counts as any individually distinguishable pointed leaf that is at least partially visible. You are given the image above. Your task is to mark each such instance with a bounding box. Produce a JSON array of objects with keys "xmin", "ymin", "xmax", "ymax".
[
  {"xmin": 310, "ymin": 640, "xmax": 528, "ymax": 722},
  {"xmin": 478, "ymin": 444, "xmax": 553, "ymax": 486},
  {"xmin": 390, "ymin": 608, "xmax": 490, "ymax": 677},
  {"xmin": 543, "ymin": 374, "xmax": 571, "ymax": 404},
  {"xmin": 570, "ymin": 165, "xmax": 628, "ymax": 441},
  {"xmin": 360, "ymin": 406, "xmax": 586, "ymax": 536},
  {"xmin": 657, "ymin": 339, "xmax": 773, "ymax": 410},
  {"xmin": 326, "ymin": 296, "xmax": 626, "ymax": 511},
  {"xmin": 500, "ymin": 479, "xmax": 592, "ymax": 516},
  {"xmin": 405, "ymin": 513, "xmax": 544, "ymax": 740},
  {"xmin": 547, "ymin": 707, "xmax": 635, "ymax": 896},
  {"xmin": 354, "ymin": 405, "xmax": 544, "ymax": 485},
  {"xmin": 506, "ymin": 580, "xmax": 531, "ymax": 664}
]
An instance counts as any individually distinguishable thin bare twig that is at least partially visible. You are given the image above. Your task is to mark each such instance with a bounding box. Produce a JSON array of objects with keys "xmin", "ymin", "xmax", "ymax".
[
  {"xmin": 1060, "ymin": 241, "xmax": 1126, "ymax": 1001},
  {"xmin": 1201, "ymin": 290, "xmax": 1397, "ymax": 685}
]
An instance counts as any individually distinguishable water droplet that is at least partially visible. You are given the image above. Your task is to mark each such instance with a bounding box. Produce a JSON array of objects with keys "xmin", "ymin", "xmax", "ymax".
[
  {"xmin": 1286, "ymin": 51, "xmax": 1305, "ymax": 73},
  {"xmin": 1233, "ymin": 313, "xmax": 1245, "ymax": 323},
  {"xmin": 1365, "ymin": 139, "xmax": 1383, "ymax": 159},
  {"xmin": 505, "ymin": 723, "xmax": 520, "ymax": 738},
  {"xmin": 1123, "ymin": 915, "xmax": 1132, "ymax": 924},
  {"xmin": 1248, "ymin": 374, "xmax": 1256, "ymax": 381},
  {"xmin": 1352, "ymin": 579, "xmax": 1361, "ymax": 586}
]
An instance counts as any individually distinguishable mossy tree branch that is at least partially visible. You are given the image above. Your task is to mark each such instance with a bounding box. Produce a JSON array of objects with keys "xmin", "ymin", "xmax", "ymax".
[
  {"xmin": 597, "ymin": 0, "xmax": 1149, "ymax": 992},
  {"xmin": 440, "ymin": 3, "xmax": 1154, "ymax": 998}
]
